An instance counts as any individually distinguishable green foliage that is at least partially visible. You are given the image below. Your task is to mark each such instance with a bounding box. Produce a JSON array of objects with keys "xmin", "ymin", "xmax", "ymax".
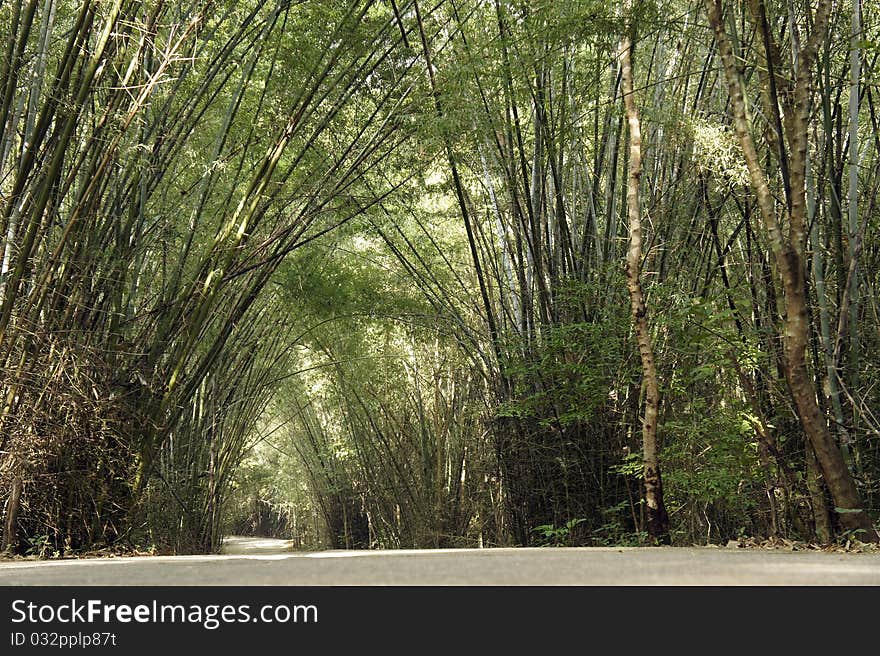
[
  {"xmin": 498, "ymin": 321, "xmax": 621, "ymax": 426},
  {"xmin": 662, "ymin": 407, "xmax": 760, "ymax": 506},
  {"xmin": 592, "ymin": 501, "xmax": 648, "ymax": 546},
  {"xmin": 498, "ymin": 277, "xmax": 633, "ymax": 428},
  {"xmin": 532, "ymin": 518, "xmax": 587, "ymax": 546},
  {"xmin": 610, "ymin": 452, "xmax": 643, "ymax": 479},
  {"xmin": 23, "ymin": 535, "xmax": 51, "ymax": 558}
]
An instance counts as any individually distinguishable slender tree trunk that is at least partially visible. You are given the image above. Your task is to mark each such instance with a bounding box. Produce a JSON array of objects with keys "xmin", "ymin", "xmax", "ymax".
[
  {"xmin": 1, "ymin": 472, "xmax": 21, "ymax": 552},
  {"xmin": 619, "ymin": 15, "xmax": 670, "ymax": 545},
  {"xmin": 806, "ymin": 444, "xmax": 833, "ymax": 543},
  {"xmin": 846, "ymin": 0, "xmax": 862, "ymax": 441},
  {"xmin": 809, "ymin": 152, "xmax": 851, "ymax": 467}
]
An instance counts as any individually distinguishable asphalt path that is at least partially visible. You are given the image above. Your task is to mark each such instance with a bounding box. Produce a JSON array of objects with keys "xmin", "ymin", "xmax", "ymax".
[{"xmin": 0, "ymin": 536, "xmax": 878, "ymax": 585}]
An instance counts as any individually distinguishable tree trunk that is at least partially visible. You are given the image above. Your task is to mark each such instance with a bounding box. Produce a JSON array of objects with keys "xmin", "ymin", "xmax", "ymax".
[
  {"xmin": 619, "ymin": 15, "xmax": 670, "ymax": 545},
  {"xmin": 845, "ymin": 0, "xmax": 862, "ymax": 445},
  {"xmin": 806, "ymin": 444, "xmax": 833, "ymax": 543},
  {"xmin": 1, "ymin": 474, "xmax": 22, "ymax": 552}
]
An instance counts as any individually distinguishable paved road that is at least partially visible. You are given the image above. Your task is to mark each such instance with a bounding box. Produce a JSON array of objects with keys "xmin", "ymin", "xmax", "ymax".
[{"xmin": 0, "ymin": 536, "xmax": 878, "ymax": 585}]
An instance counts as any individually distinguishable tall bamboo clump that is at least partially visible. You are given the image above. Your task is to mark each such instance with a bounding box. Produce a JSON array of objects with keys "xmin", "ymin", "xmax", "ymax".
[
  {"xmin": 385, "ymin": 0, "xmax": 880, "ymax": 545},
  {"xmin": 0, "ymin": 0, "xmax": 203, "ymax": 554},
  {"xmin": 404, "ymin": 1, "xmax": 639, "ymax": 544},
  {"xmin": 0, "ymin": 0, "xmax": 414, "ymax": 555},
  {"xmin": 704, "ymin": 0, "xmax": 878, "ymax": 542}
]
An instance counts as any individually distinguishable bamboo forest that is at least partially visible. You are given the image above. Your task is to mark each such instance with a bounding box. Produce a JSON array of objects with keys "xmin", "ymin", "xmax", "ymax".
[{"xmin": 1, "ymin": 0, "xmax": 880, "ymax": 558}]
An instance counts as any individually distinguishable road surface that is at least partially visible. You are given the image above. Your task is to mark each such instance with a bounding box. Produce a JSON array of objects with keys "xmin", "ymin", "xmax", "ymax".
[{"xmin": 0, "ymin": 536, "xmax": 878, "ymax": 585}]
